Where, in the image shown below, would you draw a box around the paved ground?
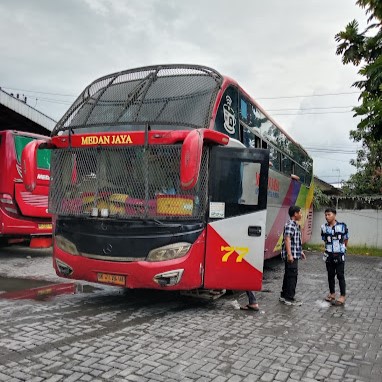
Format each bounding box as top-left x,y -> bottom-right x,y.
0,246 -> 381,382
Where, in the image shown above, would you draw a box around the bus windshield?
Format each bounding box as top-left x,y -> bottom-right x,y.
14,135 -> 51,170
49,145 -> 208,220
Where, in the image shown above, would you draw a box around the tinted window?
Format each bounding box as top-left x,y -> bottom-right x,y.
14,135 -> 51,170
239,94 -> 263,130
242,125 -> 260,148
211,156 -> 263,206
270,146 -> 281,171
294,164 -> 307,184
281,155 -> 293,176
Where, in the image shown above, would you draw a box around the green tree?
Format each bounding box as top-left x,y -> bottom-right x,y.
335,0 -> 382,194
313,187 -> 332,210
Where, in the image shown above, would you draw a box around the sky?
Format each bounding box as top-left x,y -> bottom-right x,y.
0,0 -> 369,185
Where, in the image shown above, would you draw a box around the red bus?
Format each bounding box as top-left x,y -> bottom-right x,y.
22,65 -> 313,291
0,130 -> 52,247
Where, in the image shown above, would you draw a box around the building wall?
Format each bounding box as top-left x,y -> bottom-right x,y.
309,209 -> 382,249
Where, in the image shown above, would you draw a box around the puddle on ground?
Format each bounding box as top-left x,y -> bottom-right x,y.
0,277 -> 53,293
0,277 -> 100,300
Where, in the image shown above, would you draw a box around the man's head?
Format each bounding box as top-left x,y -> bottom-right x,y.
288,205 -> 302,221
324,207 -> 337,225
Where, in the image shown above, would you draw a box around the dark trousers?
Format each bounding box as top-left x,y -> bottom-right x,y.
326,261 -> 346,296
246,291 -> 257,305
281,259 -> 298,300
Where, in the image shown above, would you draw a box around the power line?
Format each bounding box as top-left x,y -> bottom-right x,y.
2,86 -> 361,101
272,110 -> 354,116
2,86 -> 76,97
32,97 -> 73,105
311,155 -> 354,163
306,148 -> 357,154
258,91 -> 360,100
268,105 -> 355,111
317,175 -> 352,178
0,86 -> 363,118
305,145 -> 360,148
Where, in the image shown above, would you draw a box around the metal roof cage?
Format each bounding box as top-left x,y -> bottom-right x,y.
52,65 -> 223,135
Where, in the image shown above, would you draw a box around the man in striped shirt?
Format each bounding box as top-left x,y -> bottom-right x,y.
279,205 -> 306,306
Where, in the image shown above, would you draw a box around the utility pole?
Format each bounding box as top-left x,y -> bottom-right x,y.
332,168 -> 340,188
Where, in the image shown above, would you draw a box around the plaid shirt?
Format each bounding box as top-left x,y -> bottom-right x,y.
281,219 -> 302,260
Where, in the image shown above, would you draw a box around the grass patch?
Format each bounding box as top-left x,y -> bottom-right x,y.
303,243 -> 382,257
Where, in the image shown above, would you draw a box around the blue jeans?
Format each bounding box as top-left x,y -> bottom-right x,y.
246,291 -> 257,305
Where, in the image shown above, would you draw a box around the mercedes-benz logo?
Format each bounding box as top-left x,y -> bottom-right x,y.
103,243 -> 113,255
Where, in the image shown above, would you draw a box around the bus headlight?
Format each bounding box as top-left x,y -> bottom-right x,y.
55,235 -> 80,256
147,242 -> 191,262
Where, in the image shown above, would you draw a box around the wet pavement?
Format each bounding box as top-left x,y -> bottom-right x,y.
0,245 -> 381,381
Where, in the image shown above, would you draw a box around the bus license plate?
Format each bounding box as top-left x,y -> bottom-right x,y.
97,273 -> 126,286
38,224 -> 52,230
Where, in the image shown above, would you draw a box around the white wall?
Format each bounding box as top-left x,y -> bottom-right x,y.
309,209 -> 382,248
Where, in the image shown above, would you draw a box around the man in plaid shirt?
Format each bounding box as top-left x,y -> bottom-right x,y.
279,205 -> 306,306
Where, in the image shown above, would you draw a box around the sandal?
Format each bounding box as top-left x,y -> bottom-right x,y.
240,304 -> 259,311
331,300 -> 345,306
325,295 -> 335,302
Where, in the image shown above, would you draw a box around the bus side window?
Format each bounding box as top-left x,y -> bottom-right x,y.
255,136 -> 261,148
242,125 -> 263,149
294,164 -> 306,184
281,155 -> 293,176
270,147 -> 281,171
242,125 -> 253,148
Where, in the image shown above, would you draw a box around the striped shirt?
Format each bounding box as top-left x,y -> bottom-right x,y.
281,219 -> 302,260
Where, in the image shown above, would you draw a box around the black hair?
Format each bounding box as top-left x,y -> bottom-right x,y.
288,205 -> 301,217
324,207 -> 337,214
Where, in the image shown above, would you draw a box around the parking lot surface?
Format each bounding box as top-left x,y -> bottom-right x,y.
0,246 -> 381,381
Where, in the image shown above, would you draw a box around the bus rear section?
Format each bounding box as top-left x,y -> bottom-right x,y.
0,130 -> 52,247
23,129 -> 269,291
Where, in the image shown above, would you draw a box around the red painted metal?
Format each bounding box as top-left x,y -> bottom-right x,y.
0,131 -> 52,242
54,230 -> 207,290
21,139 -> 47,192
180,129 -> 229,190
30,237 -> 52,248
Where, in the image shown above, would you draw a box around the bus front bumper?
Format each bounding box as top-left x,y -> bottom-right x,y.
53,236 -> 205,291
0,208 -> 52,237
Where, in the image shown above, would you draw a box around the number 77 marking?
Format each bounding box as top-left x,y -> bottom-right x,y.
221,246 -> 249,262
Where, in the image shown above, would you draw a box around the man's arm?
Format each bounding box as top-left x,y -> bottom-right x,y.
285,236 -> 293,263
344,223 -> 349,248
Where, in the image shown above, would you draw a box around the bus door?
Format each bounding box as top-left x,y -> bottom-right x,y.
204,147 -> 269,291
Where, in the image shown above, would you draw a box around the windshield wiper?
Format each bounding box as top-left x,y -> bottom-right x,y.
142,218 -> 182,228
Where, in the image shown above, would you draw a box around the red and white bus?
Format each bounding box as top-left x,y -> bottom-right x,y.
22,65 -> 313,291
0,130 -> 52,247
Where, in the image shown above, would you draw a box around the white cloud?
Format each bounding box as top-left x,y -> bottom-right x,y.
0,0 -> 369,182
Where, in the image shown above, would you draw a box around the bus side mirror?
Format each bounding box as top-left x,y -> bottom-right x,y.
180,129 -> 229,190
21,139 -> 50,192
